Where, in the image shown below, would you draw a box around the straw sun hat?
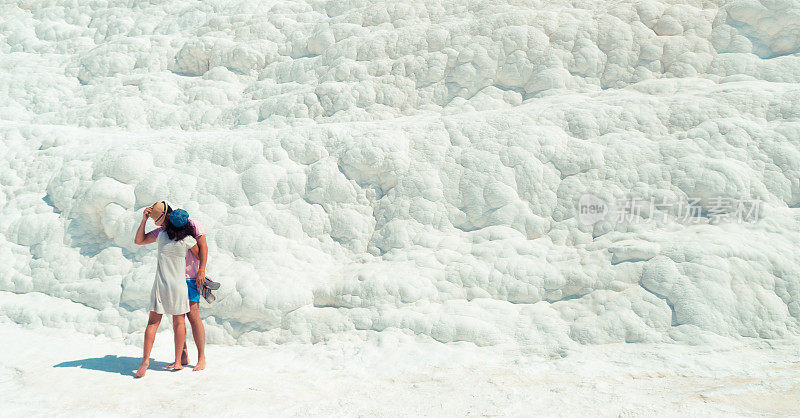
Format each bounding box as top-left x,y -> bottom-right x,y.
148,201 -> 171,226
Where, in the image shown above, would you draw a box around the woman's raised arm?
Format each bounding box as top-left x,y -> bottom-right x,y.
134,206 -> 157,245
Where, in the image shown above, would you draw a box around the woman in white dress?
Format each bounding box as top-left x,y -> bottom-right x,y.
133,206 -> 197,377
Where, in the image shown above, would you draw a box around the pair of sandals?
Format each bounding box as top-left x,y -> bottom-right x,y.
199,277 -> 220,303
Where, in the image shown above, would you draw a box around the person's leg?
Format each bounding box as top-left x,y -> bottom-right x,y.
135,311 -> 162,378
186,301 -> 206,371
181,317 -> 189,365
166,314 -> 186,370
181,279 -> 198,366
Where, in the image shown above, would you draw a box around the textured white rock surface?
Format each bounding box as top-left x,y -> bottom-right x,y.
1,0 -> 799,356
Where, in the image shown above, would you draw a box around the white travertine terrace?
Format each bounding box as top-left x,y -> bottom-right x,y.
1,0 -> 799,354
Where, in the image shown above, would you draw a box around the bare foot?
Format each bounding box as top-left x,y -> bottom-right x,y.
135,361 -> 149,378
181,348 -> 189,366
193,357 -> 206,371
165,361 -> 184,371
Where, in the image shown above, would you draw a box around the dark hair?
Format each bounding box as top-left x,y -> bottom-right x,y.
164,207 -> 196,241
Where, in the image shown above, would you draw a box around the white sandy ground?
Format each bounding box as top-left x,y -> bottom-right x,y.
1,322 -> 799,417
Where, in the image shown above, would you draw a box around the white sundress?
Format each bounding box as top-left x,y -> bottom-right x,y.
148,231 -> 197,315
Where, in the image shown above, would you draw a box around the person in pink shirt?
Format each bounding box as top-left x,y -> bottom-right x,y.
140,201 -> 209,371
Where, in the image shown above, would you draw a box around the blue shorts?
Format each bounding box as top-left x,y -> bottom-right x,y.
187,279 -> 200,303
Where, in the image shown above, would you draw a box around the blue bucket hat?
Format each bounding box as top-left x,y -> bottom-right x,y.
169,208 -> 189,227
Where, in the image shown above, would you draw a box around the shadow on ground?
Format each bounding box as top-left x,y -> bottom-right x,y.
54,356 -> 172,376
